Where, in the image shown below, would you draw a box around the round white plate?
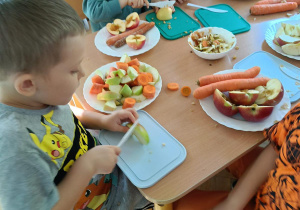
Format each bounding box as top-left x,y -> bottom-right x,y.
265,19 -> 300,60
199,69 -> 291,131
94,20 -> 160,57
83,61 -> 162,113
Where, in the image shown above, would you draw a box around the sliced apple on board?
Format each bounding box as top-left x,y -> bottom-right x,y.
213,89 -> 239,117
106,19 -> 126,35
125,12 -> 140,30
126,35 -> 146,50
255,78 -> 284,106
228,89 -> 259,106
127,123 -> 150,145
156,7 -> 172,20
238,104 -> 274,122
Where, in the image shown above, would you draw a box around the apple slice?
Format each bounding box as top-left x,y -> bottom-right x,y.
238,104 -> 274,122
213,89 -> 238,117
276,35 -> 300,47
127,123 -> 150,145
282,42 -> 300,56
125,12 -> 140,30
126,35 -> 146,50
228,90 -> 259,106
255,78 -> 284,106
106,19 -> 126,35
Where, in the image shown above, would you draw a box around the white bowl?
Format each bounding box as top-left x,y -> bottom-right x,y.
188,27 -> 237,60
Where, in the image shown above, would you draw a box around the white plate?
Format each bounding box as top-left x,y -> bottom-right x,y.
265,19 -> 300,60
199,69 -> 291,131
83,61 -> 162,113
95,20 -> 160,57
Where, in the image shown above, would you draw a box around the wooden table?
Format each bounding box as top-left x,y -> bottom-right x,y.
75,0 -> 300,208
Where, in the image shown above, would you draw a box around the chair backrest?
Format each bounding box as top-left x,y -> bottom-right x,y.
65,0 -> 86,19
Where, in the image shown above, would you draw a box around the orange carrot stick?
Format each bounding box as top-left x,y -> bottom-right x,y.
106,23 -> 148,46
198,66 -> 261,87
250,2 -> 298,15
143,85 -> 156,99
167,83 -> 179,91
137,73 -> 149,86
181,86 -> 191,97
193,77 -> 270,99
122,98 -> 136,109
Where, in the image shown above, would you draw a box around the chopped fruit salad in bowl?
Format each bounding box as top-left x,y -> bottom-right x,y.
188,27 -> 236,60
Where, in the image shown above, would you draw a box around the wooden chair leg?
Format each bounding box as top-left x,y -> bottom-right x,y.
154,203 -> 173,210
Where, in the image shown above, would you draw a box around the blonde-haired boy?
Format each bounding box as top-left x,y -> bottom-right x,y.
0,0 -> 152,209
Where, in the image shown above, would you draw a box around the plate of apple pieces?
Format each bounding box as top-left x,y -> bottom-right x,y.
83,54 -> 162,113
265,19 -> 300,60
95,12 -> 160,57
199,68 -> 291,131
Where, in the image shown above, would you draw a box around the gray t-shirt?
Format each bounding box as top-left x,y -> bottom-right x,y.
0,103 -> 151,210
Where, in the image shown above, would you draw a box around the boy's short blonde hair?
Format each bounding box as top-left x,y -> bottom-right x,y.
0,0 -> 85,80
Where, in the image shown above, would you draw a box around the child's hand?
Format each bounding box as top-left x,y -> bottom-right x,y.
103,108 -> 139,133
85,145 -> 121,175
175,0 -> 188,5
128,0 -> 149,8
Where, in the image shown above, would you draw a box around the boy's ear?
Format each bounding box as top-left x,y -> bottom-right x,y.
14,74 -> 37,96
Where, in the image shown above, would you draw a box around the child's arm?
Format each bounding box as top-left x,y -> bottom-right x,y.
214,144 -> 278,210
52,145 -> 121,210
70,105 -> 138,132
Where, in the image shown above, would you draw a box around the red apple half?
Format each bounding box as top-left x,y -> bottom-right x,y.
125,12 -> 140,30
213,89 -> 238,117
238,104 -> 274,122
228,89 -> 259,106
106,19 -> 126,35
126,35 -> 146,50
255,78 -> 284,106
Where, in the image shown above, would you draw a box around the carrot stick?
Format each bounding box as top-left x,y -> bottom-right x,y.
137,73 -> 149,86
143,85 -> 156,99
193,77 -> 270,99
250,2 -> 298,15
106,22 -> 148,46
167,83 -> 179,91
181,86 -> 191,97
122,98 -> 136,109
198,66 -> 261,87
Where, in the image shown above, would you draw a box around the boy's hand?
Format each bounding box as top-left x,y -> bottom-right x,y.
103,108 -> 139,133
86,145 -> 121,175
128,0 -> 149,8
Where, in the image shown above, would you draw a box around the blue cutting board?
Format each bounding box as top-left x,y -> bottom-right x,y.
145,6 -> 200,40
233,51 -> 300,103
195,4 -> 250,35
99,110 -> 187,188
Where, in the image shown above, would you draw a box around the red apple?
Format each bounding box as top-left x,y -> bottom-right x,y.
276,35 -> 300,47
255,78 -> 284,106
228,89 -> 259,106
238,104 -> 274,122
126,35 -> 146,50
125,12 -> 140,30
213,89 -> 238,117
106,19 -> 126,36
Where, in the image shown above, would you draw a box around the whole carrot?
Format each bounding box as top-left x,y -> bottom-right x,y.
250,2 -> 298,15
193,77 -> 270,99
106,22 -> 148,46
198,66 -> 261,87
255,0 -> 300,5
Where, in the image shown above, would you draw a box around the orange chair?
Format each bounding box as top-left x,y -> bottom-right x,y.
64,0 -> 89,30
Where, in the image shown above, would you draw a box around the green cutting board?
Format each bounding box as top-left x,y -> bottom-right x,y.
195,4 -> 250,35
146,7 -> 200,40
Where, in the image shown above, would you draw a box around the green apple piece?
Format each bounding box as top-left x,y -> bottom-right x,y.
105,77 -> 121,85
120,75 -> 132,84
127,66 -> 139,80
103,100 -> 117,111
127,123 -> 150,145
97,91 -> 121,101
95,69 -> 105,80
145,67 -> 159,83
130,94 -> 146,103
109,85 -> 122,93
139,63 -> 147,72
116,69 -> 126,78
132,85 -> 143,95
120,84 -> 132,97
120,53 -> 131,63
